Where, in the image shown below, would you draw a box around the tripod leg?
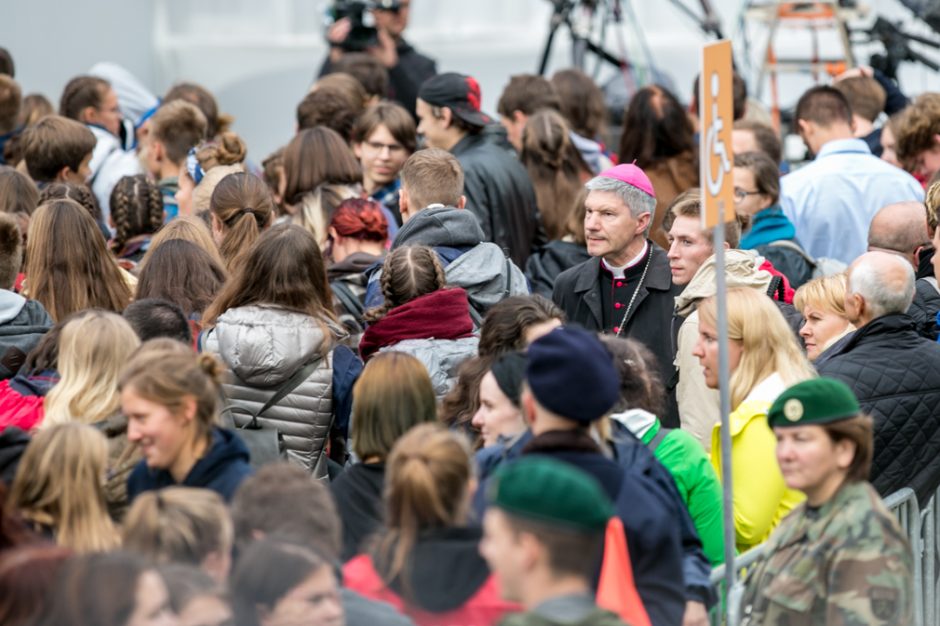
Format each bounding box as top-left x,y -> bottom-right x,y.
538,14 -> 565,75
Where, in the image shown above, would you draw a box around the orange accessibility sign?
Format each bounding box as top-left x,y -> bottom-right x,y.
700,40 -> 735,229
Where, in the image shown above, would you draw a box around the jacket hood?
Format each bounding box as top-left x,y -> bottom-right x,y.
209,305 -> 342,386
675,249 -> 772,317
89,62 -> 159,125
383,527 -> 492,612
184,428 -> 251,487
0,291 -> 26,324
446,243 -> 529,312
393,206 -> 485,249
327,252 -> 383,281
609,408 -> 657,441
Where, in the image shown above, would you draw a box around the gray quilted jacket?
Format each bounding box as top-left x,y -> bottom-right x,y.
202,305 -> 344,479
378,336 -> 480,401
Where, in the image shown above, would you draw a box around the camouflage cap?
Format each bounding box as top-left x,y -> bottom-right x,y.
768,378 -> 860,428
488,457 -> 613,532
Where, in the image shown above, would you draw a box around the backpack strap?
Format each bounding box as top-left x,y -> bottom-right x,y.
646,426 -> 672,453
330,281 -> 365,322
241,359 -> 321,429
766,275 -> 786,302
768,239 -> 818,269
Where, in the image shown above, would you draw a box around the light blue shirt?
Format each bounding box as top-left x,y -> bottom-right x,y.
780,138 -> 924,265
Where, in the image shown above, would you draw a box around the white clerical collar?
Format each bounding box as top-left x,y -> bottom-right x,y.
601,241 -> 649,279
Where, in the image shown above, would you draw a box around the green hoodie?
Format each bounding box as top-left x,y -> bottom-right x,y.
612,408 -> 727,566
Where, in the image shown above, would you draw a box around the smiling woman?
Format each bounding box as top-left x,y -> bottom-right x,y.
120,338 -> 252,503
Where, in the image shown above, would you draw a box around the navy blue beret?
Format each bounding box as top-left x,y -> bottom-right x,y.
526,326 -> 619,424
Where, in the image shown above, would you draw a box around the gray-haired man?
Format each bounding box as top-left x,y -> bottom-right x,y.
552,163 -> 681,426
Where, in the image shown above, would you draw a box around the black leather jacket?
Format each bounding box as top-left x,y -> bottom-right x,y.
451,132 -> 546,267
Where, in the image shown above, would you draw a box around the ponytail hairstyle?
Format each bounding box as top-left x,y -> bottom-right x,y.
7,423 -> 118,553
109,174 -> 164,252
209,172 -> 274,271
122,487 -> 233,579
376,423 -> 473,589
363,245 -> 445,324
520,108 -> 591,240
43,310 -> 141,428
118,338 -> 226,446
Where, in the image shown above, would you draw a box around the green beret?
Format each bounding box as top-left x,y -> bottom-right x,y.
768,378 -> 861,428
488,457 -> 613,532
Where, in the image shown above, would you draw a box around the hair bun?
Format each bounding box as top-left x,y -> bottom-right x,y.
196,353 -> 225,385
216,132 -> 247,166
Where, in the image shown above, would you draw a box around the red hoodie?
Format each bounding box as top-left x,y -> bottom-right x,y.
359,288 -> 475,360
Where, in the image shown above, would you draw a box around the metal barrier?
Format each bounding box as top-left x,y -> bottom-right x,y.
708,544 -> 769,626
884,488 -> 923,626
709,486 -> 933,626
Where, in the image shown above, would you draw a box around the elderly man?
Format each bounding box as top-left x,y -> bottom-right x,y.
553,163 -> 680,424
867,201 -> 931,270
868,201 -> 940,338
817,251 -> 940,504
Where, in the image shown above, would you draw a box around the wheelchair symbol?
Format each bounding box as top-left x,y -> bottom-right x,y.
704,71 -> 730,197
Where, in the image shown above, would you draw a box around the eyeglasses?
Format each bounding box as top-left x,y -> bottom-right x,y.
733,187 -> 762,202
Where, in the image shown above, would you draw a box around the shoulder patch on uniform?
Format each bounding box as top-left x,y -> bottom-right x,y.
870,587 -> 900,621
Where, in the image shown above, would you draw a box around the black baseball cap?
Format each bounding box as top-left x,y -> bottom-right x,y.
418,72 -> 492,128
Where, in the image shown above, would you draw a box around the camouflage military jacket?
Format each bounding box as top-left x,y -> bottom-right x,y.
740,481 -> 913,625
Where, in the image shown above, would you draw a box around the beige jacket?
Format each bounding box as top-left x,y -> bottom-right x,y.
674,249 -> 772,450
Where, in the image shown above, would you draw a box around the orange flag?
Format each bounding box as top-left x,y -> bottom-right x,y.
596,516 -> 651,626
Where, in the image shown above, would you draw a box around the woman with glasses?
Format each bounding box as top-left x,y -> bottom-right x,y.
734,151 -> 814,288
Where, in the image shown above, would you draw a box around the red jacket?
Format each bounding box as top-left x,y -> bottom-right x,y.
344,555 -> 518,626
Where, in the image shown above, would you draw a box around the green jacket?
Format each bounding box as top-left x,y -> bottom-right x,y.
499,607 -> 630,626
740,481 -> 913,625
612,409 -> 726,565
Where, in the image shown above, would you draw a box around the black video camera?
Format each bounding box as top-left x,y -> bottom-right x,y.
330,0 -> 402,52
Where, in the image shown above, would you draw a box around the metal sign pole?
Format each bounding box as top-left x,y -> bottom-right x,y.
701,38 -> 737,623
713,218 -> 737,625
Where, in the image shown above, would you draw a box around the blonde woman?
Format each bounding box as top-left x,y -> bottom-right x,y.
123,486 -> 234,584
793,274 -> 855,361
42,311 -> 141,518
693,288 -> 815,551
7,422 -> 118,552
137,214 -> 227,273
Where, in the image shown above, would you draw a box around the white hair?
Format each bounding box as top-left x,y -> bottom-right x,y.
848,254 -> 915,318
585,176 -> 656,218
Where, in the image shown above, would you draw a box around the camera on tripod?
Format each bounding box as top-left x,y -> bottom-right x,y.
329,0 -> 402,52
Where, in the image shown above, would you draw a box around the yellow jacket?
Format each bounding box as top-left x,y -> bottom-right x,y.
710,374 -> 805,552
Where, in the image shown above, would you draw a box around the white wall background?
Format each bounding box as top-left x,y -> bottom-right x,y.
3,0 -> 940,160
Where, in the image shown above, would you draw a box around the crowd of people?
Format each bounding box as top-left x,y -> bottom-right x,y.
0,3 -> 936,624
